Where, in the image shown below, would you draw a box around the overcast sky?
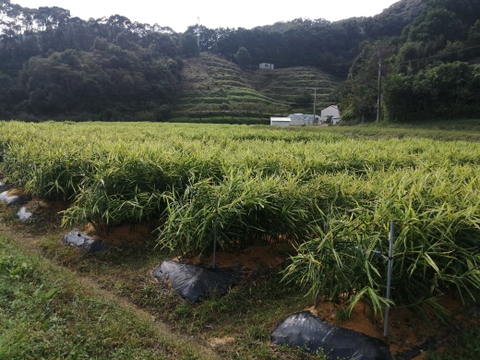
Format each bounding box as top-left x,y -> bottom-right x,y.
12,0 -> 400,33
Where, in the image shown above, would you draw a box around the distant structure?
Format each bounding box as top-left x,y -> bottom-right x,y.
270,108 -> 341,127
288,113 -> 317,126
270,117 -> 291,126
270,113 -> 321,126
259,62 -> 274,70
320,105 -> 341,124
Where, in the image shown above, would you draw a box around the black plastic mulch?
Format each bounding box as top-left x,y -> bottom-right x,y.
153,260 -> 243,302
271,311 -> 393,360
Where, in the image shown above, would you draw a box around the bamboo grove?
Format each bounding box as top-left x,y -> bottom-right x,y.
1,121 -> 480,317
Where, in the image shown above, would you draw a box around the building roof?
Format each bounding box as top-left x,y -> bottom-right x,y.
270,117 -> 291,122
323,105 -> 338,110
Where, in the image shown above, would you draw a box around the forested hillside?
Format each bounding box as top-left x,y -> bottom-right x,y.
340,0 -> 480,121
0,0 -> 479,122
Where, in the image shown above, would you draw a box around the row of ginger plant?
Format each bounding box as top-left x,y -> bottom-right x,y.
1,120 -> 480,318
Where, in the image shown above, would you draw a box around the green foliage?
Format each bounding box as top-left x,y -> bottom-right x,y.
383,62 -> 480,122
407,8 -> 465,42
294,90 -> 313,108
180,32 -> 200,57
284,165 -> 480,317
157,170 -> 316,256
339,39 -> 397,122
3,121 -> 480,321
16,46 -> 181,120
3,0 -> 478,125
283,219 -> 393,317
0,6 -> 182,121
0,0 -> 425,120
341,0 -> 480,123
181,52 -> 339,119
234,46 -> 252,67
176,53 -> 338,120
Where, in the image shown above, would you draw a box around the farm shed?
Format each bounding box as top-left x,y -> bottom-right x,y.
321,105 -> 341,124
270,117 -> 291,126
259,62 -> 274,69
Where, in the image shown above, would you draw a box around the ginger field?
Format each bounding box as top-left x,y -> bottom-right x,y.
1,121 -> 480,318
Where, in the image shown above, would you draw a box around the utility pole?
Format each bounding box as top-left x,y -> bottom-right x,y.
196,17 -> 200,47
376,52 -> 382,122
313,88 -> 317,125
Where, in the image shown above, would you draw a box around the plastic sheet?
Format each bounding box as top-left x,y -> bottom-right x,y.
62,230 -> 109,253
153,260 -> 243,302
17,206 -> 33,222
271,311 -> 393,360
0,190 -> 30,206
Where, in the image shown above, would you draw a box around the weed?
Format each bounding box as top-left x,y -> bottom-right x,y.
174,304 -> 192,318
334,308 -> 351,322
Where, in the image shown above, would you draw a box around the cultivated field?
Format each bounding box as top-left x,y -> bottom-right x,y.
1,121 -> 480,358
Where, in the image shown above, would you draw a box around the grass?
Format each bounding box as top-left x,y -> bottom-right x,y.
331,119 -> 480,141
252,66 -> 339,107
0,234 -> 219,360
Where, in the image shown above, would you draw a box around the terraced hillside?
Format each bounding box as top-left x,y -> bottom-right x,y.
174,53 -> 340,123
250,66 -> 339,107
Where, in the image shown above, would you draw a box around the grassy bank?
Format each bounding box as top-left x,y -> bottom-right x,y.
0,233 -> 219,360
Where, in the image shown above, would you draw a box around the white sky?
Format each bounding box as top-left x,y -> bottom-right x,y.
12,0 -> 400,33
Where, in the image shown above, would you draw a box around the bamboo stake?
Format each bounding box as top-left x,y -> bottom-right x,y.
384,220 -> 395,337
212,197 -> 219,268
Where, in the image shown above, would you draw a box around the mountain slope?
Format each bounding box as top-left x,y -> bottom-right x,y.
367,0 -> 427,37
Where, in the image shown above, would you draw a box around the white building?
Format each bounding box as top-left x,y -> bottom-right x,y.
270,113 -> 323,126
270,117 -> 291,126
259,63 -> 274,70
320,105 -> 341,124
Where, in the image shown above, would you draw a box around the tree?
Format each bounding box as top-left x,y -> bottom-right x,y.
294,90 -> 313,108
383,62 -> 480,122
0,72 -> 13,117
233,46 -> 251,67
179,32 -> 199,57
339,40 -> 396,122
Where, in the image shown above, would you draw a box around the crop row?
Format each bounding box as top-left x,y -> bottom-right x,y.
1,121 -> 480,317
